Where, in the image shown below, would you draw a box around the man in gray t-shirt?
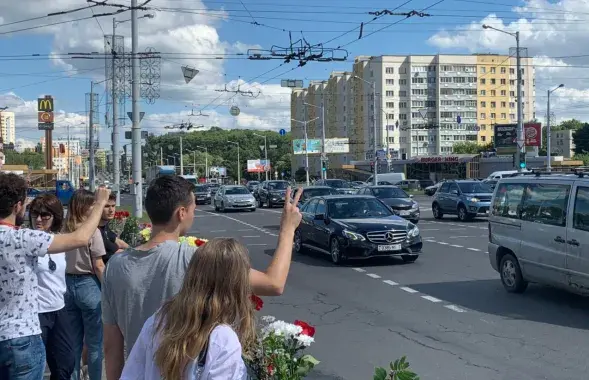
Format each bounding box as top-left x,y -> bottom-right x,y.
102,175 -> 303,380
101,240 -> 193,351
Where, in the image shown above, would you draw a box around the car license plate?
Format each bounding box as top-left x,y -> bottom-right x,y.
378,244 -> 401,252
399,210 -> 410,216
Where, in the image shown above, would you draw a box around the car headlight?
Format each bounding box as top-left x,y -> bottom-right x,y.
468,197 -> 480,203
411,202 -> 419,209
407,225 -> 420,238
342,230 -> 366,241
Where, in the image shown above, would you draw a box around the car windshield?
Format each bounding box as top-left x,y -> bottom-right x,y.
372,187 -> 409,199
458,182 -> 493,193
225,187 -> 250,195
328,198 -> 393,219
268,182 -> 289,190
247,182 -> 259,186
325,180 -> 351,188
301,188 -> 336,200
194,185 -> 208,192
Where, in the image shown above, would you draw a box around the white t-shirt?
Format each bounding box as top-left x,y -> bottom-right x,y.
121,316 -> 248,380
36,253 -> 66,313
0,226 -> 54,342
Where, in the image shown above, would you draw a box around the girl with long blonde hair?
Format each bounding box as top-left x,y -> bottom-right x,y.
121,238 -> 257,380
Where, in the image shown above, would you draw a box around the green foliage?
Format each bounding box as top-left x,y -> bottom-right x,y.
4,150 -> 45,169
573,123 -> 589,155
120,217 -> 140,247
143,128 -> 293,181
451,142 -> 493,154
373,356 -> 419,380
573,153 -> 589,165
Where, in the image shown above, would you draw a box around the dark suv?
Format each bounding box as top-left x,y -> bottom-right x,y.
255,180 -> 290,207
432,180 -> 493,221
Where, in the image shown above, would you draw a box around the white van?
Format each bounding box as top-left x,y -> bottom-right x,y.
487,170 -> 529,180
366,173 -> 406,185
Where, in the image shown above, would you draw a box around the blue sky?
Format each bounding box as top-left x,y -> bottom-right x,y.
0,0 -> 585,149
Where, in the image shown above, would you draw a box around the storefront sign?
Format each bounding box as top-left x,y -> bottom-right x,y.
418,156 -> 460,163
524,123 -> 541,147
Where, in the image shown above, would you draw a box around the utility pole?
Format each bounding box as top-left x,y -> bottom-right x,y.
89,82 -> 96,192
179,136 -> 184,175
160,146 -> 163,165
131,0 -> 143,217
227,141 -> 240,184
515,31 -> 524,173
112,17 -> 121,206
546,84 -> 564,172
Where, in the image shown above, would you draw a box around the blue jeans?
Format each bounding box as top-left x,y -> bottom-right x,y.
65,275 -> 102,380
0,334 -> 46,380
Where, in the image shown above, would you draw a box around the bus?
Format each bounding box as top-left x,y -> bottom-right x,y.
180,174 -> 198,185
146,165 -> 176,184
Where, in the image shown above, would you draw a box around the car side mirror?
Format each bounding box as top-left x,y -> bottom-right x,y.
450,190 -> 459,195
314,213 -> 325,220
409,194 -> 414,198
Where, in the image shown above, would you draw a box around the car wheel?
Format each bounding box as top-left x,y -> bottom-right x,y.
294,229 -> 304,253
330,237 -> 345,265
268,200 -> 273,208
500,253 -> 528,293
458,205 -> 472,221
220,202 -> 226,213
214,201 -> 219,212
402,255 -> 418,263
432,203 -> 443,219
250,208 -> 256,212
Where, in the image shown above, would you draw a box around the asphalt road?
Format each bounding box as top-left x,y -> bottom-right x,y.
114,194 -> 589,379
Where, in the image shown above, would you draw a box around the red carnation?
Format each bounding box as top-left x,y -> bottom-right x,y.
294,320 -> 315,337
195,239 -> 207,247
124,211 -> 130,217
267,364 -> 274,375
250,294 -> 263,311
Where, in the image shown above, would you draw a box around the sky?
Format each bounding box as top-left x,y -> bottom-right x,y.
0,0 -> 587,151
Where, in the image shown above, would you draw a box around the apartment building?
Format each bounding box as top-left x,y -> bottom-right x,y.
551,129 -> 576,158
290,54 -> 535,176
0,111 -> 16,145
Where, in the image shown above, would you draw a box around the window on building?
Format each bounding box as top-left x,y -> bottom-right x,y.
480,113 -> 486,119
501,113 -> 507,119
491,67 -> 496,74
386,91 -> 394,97
399,91 -> 407,97
491,113 -> 496,119
500,79 -> 506,85
480,101 -> 486,107
501,90 -> 507,96
501,101 -> 506,107
386,67 -> 394,74
501,67 -> 506,74
386,102 -> 395,108
386,79 -> 394,85
399,114 -> 407,120
480,78 -> 486,84
510,68 -> 515,74
491,90 -> 496,96
510,91 -> 515,97
480,67 -> 486,74
441,77 -> 452,83
490,102 -> 496,108
399,79 -> 407,85
491,79 -> 496,85
399,102 -> 407,108
480,90 -> 486,96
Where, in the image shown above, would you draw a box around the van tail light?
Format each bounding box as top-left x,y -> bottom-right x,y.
488,221 -> 491,242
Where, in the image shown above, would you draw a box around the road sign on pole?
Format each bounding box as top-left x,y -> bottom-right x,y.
279,129 -> 286,136
181,65 -> 199,84
127,112 -> 145,122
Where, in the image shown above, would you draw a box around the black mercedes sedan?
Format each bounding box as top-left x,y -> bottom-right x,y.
357,185 -> 420,224
294,195 -> 422,265
294,186 -> 339,208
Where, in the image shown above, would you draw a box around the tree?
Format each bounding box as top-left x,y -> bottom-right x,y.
573,123 -> 589,155
143,128 -> 292,181
4,150 -> 46,169
452,142 -> 493,154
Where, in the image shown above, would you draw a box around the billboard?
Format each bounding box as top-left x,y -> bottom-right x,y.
325,138 -> 349,153
209,166 -> 227,177
37,95 -> 54,131
524,123 -> 541,147
292,139 -> 321,155
247,159 -> 271,173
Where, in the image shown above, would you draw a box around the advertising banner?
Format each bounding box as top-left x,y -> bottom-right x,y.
247,159 -> 270,173
494,124 -> 517,148
209,166 -> 227,177
325,138 -> 349,153
292,139 -> 321,155
524,123 -> 542,147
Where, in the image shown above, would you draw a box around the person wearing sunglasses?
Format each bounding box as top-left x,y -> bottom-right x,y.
29,194 -> 75,380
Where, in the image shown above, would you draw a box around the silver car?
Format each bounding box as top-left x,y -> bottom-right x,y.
214,185 -> 256,212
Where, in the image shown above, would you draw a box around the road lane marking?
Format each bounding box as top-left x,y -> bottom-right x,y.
256,208 -> 282,214
238,229 -> 253,231
467,248 -> 481,252
353,268 -> 366,273
437,242 -> 449,245
210,230 -> 226,232
242,235 -> 261,238
445,305 -> 466,313
366,273 -> 381,279
450,244 -> 463,248
198,210 -> 278,237
383,280 -> 398,286
400,287 -> 418,293
422,295 -> 442,303
419,228 -> 440,231
247,243 -> 268,246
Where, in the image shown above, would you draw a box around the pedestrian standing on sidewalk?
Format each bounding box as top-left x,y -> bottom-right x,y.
63,190 -> 107,380
29,194 -> 75,380
98,194 -> 129,265
120,239 -> 256,379
102,175 -> 303,380
0,173 -> 110,380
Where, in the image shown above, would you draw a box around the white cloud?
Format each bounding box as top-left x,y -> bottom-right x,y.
428,0 -> 589,122
0,0 -> 293,146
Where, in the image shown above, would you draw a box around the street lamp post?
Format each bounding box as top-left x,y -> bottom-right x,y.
195,145 -> 208,182
292,117 -> 319,186
353,75 -> 378,185
253,133 -> 268,181
547,84 -> 564,172
227,140 -> 240,184
304,101 -> 326,180
482,24 -> 525,172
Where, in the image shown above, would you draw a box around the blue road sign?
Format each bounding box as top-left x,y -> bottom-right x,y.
457,115 -> 461,124
279,129 -> 286,136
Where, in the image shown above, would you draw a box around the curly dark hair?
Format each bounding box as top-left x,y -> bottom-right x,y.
0,173 -> 27,218
29,194 -> 64,233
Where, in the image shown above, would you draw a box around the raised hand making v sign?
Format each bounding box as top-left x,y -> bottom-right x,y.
250,186 -> 303,296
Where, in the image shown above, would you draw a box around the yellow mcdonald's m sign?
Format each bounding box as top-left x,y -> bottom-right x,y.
37,96 -> 54,112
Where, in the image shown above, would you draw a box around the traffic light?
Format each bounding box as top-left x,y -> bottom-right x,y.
321,160 -> 328,172
519,154 -> 527,169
